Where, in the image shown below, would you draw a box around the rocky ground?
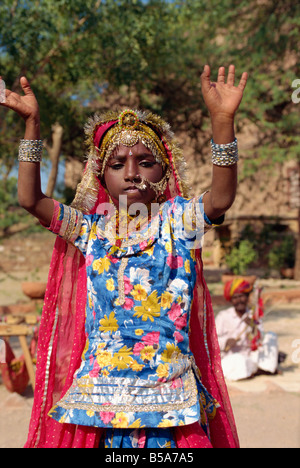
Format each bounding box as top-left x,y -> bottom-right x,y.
0,231 -> 299,448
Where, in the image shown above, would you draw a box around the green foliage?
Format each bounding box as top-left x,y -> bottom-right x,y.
0,177 -> 42,236
0,0 -> 299,174
227,223 -> 297,275
225,240 -> 258,275
0,177 -> 18,209
0,177 -> 22,231
267,235 -> 296,270
223,0 -> 300,171
0,0 -> 299,252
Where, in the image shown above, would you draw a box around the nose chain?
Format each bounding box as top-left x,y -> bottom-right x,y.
132,167 -> 171,196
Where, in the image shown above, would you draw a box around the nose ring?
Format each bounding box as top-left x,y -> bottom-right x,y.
133,174 -> 141,183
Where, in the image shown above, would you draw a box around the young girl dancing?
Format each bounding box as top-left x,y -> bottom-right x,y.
0,65 -> 247,448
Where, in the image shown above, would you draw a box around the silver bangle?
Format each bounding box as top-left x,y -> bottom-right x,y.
18,139 -> 43,162
211,138 -> 238,166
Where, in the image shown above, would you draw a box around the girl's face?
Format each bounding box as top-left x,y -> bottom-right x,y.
103,141 -> 164,207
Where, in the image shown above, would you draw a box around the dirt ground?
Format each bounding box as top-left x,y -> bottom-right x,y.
0,231 -> 299,448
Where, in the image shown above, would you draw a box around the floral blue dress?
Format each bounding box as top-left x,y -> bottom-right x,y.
46,195 -> 220,440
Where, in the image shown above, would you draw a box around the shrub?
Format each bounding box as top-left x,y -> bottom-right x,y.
225,240 -> 258,275
267,235 -> 296,270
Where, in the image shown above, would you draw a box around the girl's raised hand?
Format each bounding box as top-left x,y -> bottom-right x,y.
0,76 -> 39,123
201,65 -> 248,120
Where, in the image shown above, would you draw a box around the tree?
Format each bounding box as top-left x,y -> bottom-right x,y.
0,0 -> 104,191
220,0 -> 300,278
0,0 -> 230,190
0,0 -> 299,275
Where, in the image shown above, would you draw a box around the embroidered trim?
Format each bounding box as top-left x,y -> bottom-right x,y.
35,303 -> 60,447
117,257 -> 129,305
61,206 -> 84,243
54,369 -> 198,414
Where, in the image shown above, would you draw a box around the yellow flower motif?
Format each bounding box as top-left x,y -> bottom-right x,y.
88,294 -> 93,309
99,311 -> 119,332
96,351 -> 112,367
156,363 -> 169,379
82,338 -> 89,358
93,256 -> 111,275
161,291 -> 173,309
158,419 -> 173,428
86,410 -> 95,418
140,345 -> 156,361
48,406 -> 57,416
135,329 -> 144,336
133,291 -> 160,322
111,412 -> 129,428
144,245 -> 154,256
106,278 -> 115,291
184,259 -> 191,274
101,369 -> 110,377
79,224 -> 87,237
58,413 -> 68,424
130,361 -> 144,372
165,240 -> 173,253
161,343 -> 180,363
130,418 -> 143,428
96,342 -> 106,353
163,222 -> 171,235
190,249 -> 196,261
111,346 -> 133,370
90,223 -> 97,241
131,284 -> 148,301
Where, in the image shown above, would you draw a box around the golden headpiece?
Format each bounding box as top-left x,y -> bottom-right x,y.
72,109 -> 190,213
95,109 -> 169,176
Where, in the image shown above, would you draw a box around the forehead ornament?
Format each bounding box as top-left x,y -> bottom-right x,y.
118,110 -> 140,147
118,109 -> 139,130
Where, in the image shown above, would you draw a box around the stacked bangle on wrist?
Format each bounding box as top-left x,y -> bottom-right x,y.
18,139 -> 43,162
211,138 -> 238,166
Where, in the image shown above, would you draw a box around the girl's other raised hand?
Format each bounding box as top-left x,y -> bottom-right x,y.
0,76 -> 40,123
201,65 -> 248,120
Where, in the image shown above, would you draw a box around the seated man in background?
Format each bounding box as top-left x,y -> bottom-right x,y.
215,278 -> 279,381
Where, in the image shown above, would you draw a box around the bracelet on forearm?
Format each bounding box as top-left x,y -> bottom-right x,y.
211,138 -> 238,166
18,139 -> 43,162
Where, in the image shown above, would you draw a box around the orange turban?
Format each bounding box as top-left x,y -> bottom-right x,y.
224,278 -> 253,302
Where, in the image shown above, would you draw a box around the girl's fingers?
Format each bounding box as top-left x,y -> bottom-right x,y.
20,76 -> 34,96
200,64 -> 212,92
238,71 -> 248,91
217,67 -> 226,83
227,65 -> 235,86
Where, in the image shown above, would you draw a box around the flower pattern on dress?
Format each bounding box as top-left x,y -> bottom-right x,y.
47,196 -> 220,432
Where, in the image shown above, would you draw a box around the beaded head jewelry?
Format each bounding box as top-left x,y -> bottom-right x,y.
71,109 -> 190,212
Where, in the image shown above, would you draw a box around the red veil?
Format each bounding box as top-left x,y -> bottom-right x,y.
24,114 -> 239,448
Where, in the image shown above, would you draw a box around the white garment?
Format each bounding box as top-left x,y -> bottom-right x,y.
215,307 -> 278,381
